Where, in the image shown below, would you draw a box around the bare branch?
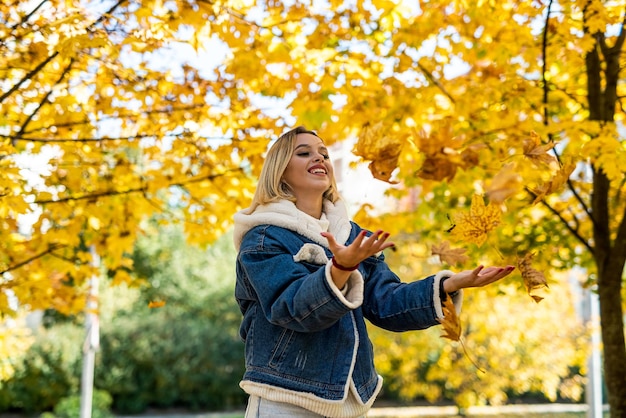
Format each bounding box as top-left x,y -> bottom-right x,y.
526,187 -> 595,255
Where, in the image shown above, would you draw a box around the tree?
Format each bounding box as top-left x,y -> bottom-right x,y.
1,0 -> 625,416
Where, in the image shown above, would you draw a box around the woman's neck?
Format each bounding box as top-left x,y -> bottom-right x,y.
294,197 -> 323,219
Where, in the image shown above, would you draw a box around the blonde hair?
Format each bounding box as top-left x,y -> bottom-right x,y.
246,126 -> 341,213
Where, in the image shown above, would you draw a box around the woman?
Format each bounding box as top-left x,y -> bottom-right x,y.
233,126 -> 514,417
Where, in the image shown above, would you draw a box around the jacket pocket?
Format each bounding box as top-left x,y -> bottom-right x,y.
268,328 -> 294,370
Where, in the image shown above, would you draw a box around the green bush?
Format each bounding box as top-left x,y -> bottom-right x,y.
0,324 -> 83,413
40,389 -> 114,418
96,304 -> 246,414
0,228 -> 247,415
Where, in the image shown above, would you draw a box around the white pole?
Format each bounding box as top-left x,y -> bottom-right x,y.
584,287 -> 603,418
80,247 -> 100,418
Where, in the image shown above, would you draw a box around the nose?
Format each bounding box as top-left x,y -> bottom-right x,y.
312,152 -> 324,162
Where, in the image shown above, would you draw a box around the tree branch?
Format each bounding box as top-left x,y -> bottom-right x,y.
13,59 -> 75,145
526,187 -> 595,255
34,168 -> 244,205
8,0 -> 48,32
542,0 -> 554,127
0,52 -> 59,105
3,132 -> 232,143
415,60 -> 456,104
551,148 -> 596,228
0,243 -> 67,276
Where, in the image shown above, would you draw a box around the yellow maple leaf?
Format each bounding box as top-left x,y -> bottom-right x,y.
431,241 -> 469,266
523,131 -> 557,166
439,297 -> 462,342
531,162 -> 576,204
517,252 -> 548,303
439,297 -> 485,372
452,194 -> 502,246
485,163 -> 522,204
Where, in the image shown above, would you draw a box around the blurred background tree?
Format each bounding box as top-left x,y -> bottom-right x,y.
0,225 -> 245,414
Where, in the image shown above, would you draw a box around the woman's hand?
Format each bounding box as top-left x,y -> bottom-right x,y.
443,265 -> 515,293
321,230 -> 395,269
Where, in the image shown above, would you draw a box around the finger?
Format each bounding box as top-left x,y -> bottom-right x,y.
352,230 -> 368,246
365,230 -> 383,243
368,230 -> 391,248
320,232 -> 340,250
472,265 -> 485,276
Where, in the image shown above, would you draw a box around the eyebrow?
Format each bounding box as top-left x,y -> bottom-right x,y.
295,144 -> 328,152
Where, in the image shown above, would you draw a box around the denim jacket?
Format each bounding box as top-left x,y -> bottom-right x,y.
233,199 -> 459,416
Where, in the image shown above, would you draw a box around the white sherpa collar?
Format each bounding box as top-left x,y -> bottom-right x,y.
233,199 -> 353,251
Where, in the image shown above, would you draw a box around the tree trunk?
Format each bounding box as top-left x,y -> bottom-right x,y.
597,263 -> 626,418
585,17 -> 626,417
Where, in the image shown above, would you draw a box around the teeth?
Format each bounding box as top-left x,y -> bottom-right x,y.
310,169 -> 326,174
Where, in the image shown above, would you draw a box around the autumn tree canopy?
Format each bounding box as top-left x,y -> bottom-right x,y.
1,0 -> 625,416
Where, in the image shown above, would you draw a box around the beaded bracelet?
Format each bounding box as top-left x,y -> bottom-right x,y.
332,257 -> 360,272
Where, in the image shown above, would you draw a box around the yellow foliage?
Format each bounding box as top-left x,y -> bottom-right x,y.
451,195 -> 502,247
0,318 -> 35,382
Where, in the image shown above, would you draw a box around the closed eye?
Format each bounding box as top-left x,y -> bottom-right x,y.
296,152 -> 330,160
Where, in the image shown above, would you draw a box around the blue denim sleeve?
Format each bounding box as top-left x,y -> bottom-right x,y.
236,227 -> 355,333
360,252 -> 442,332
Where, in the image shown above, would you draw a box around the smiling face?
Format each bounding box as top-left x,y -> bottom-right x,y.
282,133 -> 334,201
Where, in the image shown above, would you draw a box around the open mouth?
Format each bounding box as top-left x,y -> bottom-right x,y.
308,166 -> 327,175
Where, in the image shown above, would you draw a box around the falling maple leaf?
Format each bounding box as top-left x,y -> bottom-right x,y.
439,297 -> 485,373
432,241 -> 469,265
517,252 -> 549,302
353,121 -> 403,183
414,124 -> 465,182
531,162 -> 576,204
523,131 -> 557,166
451,194 -> 502,246
439,297 -> 462,342
148,300 -> 166,308
485,163 -> 523,204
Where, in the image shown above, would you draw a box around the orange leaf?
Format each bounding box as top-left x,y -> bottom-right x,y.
148,300 -> 166,308
353,121 -> 402,184
523,131 -> 557,166
439,297 -> 485,372
531,162 -> 576,204
439,297 -> 461,342
485,163 -> 522,204
431,241 -> 469,266
517,252 -> 548,302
